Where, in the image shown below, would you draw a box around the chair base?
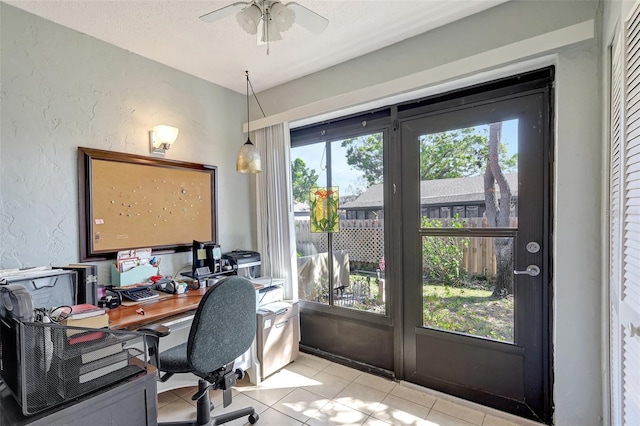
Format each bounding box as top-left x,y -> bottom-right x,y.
158,379 -> 258,426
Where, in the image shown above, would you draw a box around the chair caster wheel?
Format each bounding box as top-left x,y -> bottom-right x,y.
235,368 -> 245,380
248,413 -> 259,424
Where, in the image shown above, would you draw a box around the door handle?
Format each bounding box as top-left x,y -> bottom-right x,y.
513,265 -> 540,277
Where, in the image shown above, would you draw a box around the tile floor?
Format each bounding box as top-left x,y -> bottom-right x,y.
157,353 -> 544,426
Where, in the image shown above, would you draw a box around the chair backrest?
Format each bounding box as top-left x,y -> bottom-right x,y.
186,276 -> 256,375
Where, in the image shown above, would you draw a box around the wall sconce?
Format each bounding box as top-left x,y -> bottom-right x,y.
150,125 -> 179,155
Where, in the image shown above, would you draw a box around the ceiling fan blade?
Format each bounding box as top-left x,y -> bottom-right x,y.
199,2 -> 250,23
286,2 -> 329,34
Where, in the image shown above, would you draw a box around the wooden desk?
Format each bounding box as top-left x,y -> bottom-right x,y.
107,284 -> 264,330
108,287 -> 206,330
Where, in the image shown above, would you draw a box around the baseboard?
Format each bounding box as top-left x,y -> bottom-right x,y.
299,345 -> 394,380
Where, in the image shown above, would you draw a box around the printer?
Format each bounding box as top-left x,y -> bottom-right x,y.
221,251 -> 285,306
222,250 -> 261,279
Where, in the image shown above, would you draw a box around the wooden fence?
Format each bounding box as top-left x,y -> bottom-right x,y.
295,217 -> 518,277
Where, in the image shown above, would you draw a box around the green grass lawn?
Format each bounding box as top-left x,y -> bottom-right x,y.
307,274 -> 513,339
423,283 -> 514,342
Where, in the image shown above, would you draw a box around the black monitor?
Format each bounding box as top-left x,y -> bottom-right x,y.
192,240 -> 222,277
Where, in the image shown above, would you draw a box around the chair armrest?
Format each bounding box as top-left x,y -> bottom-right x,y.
139,324 -> 171,372
139,323 -> 171,338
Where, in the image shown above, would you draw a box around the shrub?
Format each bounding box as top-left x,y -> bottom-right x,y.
421,215 -> 469,286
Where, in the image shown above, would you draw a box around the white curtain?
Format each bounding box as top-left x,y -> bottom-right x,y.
254,123 -> 298,300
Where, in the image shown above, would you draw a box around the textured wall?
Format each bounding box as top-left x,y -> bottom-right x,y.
0,4 -> 254,278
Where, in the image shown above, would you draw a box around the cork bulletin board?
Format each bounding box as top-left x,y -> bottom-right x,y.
78,147 -> 217,261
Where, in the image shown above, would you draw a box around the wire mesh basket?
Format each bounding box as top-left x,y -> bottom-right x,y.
0,318 -> 148,416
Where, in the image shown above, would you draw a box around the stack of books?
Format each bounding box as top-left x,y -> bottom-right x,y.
53,334 -> 130,398
60,304 -> 109,344
54,304 -> 133,397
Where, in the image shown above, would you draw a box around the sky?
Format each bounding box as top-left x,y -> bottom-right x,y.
291,119 -> 519,197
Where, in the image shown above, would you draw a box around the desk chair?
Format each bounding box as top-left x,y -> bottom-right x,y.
142,276 -> 259,425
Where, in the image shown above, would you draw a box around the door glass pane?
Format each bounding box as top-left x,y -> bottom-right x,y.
331,135 -> 386,314
292,132 -> 387,314
418,120 -> 518,228
421,234 -> 515,342
296,233 -> 330,304
292,144 -> 327,305
418,119 -> 518,342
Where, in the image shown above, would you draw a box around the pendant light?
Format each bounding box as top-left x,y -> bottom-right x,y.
236,70 -> 262,173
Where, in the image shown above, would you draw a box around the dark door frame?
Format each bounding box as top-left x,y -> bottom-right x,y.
393,68 -> 554,423
290,67 -> 554,424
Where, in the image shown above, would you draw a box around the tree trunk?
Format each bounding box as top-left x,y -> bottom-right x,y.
493,237 -> 514,297
484,122 -> 514,297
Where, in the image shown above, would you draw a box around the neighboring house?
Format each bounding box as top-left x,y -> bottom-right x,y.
341,173 -> 518,220
293,202 -> 310,218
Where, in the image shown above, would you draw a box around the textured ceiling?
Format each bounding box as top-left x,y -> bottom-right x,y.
6,0 -> 508,93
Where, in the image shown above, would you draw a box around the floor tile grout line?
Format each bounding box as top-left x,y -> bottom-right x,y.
160,356 -> 524,426
244,363 -> 422,423
265,406 -> 306,425
429,405 -> 485,425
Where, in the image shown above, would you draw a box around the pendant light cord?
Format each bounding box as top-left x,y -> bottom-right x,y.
247,73 -> 266,118
246,71 -> 250,135
245,70 -> 270,278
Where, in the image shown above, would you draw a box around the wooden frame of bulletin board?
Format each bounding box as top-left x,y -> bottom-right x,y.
78,147 -> 218,262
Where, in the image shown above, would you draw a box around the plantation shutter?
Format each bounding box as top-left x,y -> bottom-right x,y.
621,3 -> 640,423
610,32 -> 623,426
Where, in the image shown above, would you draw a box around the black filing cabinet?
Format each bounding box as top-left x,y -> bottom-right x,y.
256,301 -> 299,380
0,366 -> 157,426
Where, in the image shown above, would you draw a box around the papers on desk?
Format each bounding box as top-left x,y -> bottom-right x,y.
251,277 -> 285,287
0,266 -> 65,283
115,247 -> 162,273
258,301 -> 291,315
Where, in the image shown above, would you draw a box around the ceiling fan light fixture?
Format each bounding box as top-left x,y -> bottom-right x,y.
257,18 -> 283,43
199,0 -> 328,53
270,2 -> 295,32
236,3 -> 262,35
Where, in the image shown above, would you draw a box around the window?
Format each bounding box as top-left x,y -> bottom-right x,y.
453,206 -> 466,218
291,120 -> 388,315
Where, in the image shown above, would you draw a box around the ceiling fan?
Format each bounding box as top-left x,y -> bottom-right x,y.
199,1 -> 329,48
